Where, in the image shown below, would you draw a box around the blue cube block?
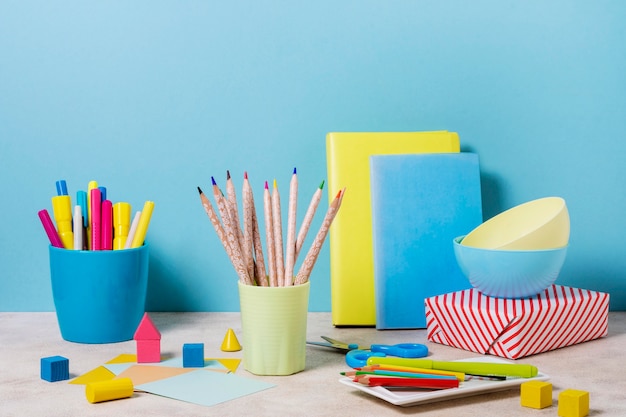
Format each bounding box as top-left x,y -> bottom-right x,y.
183,343 -> 204,368
41,356 -> 69,382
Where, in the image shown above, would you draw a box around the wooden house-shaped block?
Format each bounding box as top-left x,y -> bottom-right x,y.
133,313 -> 161,363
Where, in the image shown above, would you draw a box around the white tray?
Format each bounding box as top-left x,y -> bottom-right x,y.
339,356 -> 549,407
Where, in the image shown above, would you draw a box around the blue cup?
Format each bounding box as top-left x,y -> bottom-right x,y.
48,244 -> 149,343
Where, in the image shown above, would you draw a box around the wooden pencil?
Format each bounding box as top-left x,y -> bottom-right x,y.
271,179 -> 285,286
263,181 -> 278,286
251,208 -> 269,286
294,188 -> 345,285
212,177 -> 253,285
225,170 -> 249,276
295,180 -> 324,261
283,168 -> 298,286
244,172 -> 267,286
197,187 -> 246,282
240,172 -> 256,281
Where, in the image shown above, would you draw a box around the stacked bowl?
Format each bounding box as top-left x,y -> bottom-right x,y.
453,197 -> 570,298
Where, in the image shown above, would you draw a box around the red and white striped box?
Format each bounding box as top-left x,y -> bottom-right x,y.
425,285 -> 609,359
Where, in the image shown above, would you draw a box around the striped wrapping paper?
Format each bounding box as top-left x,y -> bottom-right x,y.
425,285 -> 609,359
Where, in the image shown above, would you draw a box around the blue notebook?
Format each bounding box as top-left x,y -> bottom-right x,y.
370,153 -> 483,329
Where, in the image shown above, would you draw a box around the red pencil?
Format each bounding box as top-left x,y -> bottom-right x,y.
355,375 -> 459,389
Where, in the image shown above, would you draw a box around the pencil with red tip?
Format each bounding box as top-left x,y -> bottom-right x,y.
354,375 -> 459,389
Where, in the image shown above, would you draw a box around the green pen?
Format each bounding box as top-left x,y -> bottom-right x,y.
366,357 -> 538,378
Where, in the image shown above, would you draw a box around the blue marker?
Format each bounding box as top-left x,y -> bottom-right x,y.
56,180 -> 68,196
98,186 -> 107,202
76,191 -> 88,228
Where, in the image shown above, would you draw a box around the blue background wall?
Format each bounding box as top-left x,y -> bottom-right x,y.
2,1 -> 625,312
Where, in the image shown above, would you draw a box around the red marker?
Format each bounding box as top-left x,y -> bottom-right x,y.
90,188 -> 102,250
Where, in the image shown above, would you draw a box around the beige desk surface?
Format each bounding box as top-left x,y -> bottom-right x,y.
1,312 -> 624,416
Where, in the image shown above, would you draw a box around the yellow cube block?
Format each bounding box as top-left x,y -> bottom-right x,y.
520,380 -> 552,409
558,389 -> 589,417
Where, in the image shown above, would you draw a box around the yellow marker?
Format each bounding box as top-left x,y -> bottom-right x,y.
112,202 -> 131,250
130,201 -> 154,248
51,195 -> 74,249
86,180 -> 98,249
85,378 -> 134,403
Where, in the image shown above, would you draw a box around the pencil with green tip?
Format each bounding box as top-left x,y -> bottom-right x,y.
294,188 -> 345,285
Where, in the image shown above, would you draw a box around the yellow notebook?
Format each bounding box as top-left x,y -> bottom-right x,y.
326,131 -> 461,326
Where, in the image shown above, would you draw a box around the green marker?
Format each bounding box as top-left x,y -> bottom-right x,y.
367,357 -> 538,378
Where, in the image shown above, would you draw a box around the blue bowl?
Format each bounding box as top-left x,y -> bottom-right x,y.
453,236 -> 567,298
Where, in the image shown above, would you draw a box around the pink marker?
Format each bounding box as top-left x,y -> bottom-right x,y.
101,200 -> 113,250
90,188 -> 102,250
38,209 -> 64,248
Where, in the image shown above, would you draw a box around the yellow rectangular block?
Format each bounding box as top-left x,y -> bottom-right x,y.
558,389 -> 590,417
326,131 -> 460,326
520,380 -> 552,409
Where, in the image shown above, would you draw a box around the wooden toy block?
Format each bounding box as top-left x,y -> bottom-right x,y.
520,380 -> 552,409
183,343 -> 204,368
558,389 -> 589,417
41,356 -> 69,382
133,312 -> 161,363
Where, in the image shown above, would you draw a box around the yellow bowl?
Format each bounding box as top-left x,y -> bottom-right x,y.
461,197 -> 569,250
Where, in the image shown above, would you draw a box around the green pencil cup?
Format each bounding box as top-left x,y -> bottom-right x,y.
48,244 -> 149,343
238,281 -> 310,375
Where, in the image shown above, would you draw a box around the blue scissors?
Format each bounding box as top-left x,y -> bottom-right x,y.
345,343 -> 429,368
306,336 -> 428,368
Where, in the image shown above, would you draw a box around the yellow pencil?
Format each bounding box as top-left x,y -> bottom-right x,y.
130,201 -> 154,248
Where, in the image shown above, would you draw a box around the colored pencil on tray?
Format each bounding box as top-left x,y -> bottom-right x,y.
354,375 -> 459,389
